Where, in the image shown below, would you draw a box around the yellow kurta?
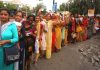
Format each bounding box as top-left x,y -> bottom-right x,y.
46,20 -> 52,59
36,22 -> 40,38
55,25 -> 62,50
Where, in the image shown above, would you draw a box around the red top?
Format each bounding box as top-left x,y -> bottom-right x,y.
83,18 -> 88,27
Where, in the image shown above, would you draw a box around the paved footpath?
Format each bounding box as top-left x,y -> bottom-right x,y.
30,34 -> 100,70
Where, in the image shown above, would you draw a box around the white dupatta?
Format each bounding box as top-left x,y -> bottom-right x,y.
1,22 -> 13,34
1,21 -> 22,33
0,22 -> 12,40
0,22 -> 13,40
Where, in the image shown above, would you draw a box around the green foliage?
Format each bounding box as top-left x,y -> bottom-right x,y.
21,5 -> 30,11
0,1 -> 32,16
20,5 -> 32,15
0,1 -> 17,10
34,3 -> 46,15
6,3 -> 17,10
0,1 -> 4,8
59,3 -> 66,11
42,9 -> 47,15
35,4 -> 44,12
59,0 -> 100,15
94,0 -> 100,14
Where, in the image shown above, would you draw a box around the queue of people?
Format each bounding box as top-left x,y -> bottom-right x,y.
0,8 -> 100,70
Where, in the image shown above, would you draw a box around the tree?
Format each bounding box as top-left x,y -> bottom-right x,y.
59,0 -> 100,15
0,1 -> 4,8
6,3 -> 17,10
21,5 -> 31,15
0,1 -> 17,15
94,0 -> 100,14
59,3 -> 67,11
0,1 -> 17,10
21,5 -> 30,11
34,3 -> 46,15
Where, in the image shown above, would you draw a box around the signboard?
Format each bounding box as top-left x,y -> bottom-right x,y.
88,9 -> 95,17
53,2 -> 57,12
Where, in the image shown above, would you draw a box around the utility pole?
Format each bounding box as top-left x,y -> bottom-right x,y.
53,0 -> 57,12
53,0 -> 55,4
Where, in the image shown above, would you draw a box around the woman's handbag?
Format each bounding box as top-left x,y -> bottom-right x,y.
4,43 -> 20,65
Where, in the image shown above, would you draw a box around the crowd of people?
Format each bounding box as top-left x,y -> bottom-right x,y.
0,8 -> 100,70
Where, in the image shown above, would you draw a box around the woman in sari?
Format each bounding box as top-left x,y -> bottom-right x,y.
82,16 -> 88,41
51,14 -> 57,52
34,16 -> 43,63
76,20 -> 83,42
45,13 -> 53,59
64,15 -> 69,44
67,16 -> 73,43
61,14 -> 66,47
40,17 -> 47,57
54,14 -> 62,50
